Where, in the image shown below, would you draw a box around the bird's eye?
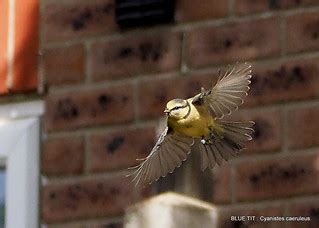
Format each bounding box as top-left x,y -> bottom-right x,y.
172,106 -> 182,111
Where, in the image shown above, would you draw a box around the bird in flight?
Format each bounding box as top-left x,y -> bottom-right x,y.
128,63 -> 254,186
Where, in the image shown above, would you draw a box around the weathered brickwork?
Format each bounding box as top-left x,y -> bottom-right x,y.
38,0 -> 319,226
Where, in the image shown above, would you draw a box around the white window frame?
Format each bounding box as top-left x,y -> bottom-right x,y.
0,100 -> 44,228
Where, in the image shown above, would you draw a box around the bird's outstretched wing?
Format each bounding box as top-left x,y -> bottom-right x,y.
192,63 -> 252,119
128,127 -> 194,186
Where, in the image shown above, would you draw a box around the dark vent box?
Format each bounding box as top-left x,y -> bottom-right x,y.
115,0 -> 175,28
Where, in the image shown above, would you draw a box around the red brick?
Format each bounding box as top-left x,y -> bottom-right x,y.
186,17 -> 280,67
46,223 -> 85,228
181,72 -> 220,99
138,72 -> 219,119
138,77 -> 183,119
43,44 -> 85,86
139,58 -> 319,112
218,204 -> 284,227
287,11 -> 319,53
177,152 -> 231,203
45,84 -> 134,131
287,105 -> 319,149
210,164 -> 232,204
287,199 -> 319,227
42,0 -> 116,43
247,57 -> 319,106
42,176 -> 136,223
235,152 -> 319,201
232,109 -> 282,154
42,136 -> 85,176
175,0 -> 228,22
236,0 -> 319,15
88,126 -> 156,172
90,221 -> 123,228
89,31 -> 182,81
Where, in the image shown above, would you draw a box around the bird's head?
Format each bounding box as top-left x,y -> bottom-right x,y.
164,99 -> 190,120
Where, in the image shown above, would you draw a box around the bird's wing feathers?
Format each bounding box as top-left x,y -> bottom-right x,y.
192,63 -> 252,119
128,127 -> 194,186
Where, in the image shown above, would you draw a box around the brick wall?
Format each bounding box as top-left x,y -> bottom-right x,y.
40,0 -> 319,227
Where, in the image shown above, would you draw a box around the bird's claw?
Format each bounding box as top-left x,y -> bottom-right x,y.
201,138 -> 212,145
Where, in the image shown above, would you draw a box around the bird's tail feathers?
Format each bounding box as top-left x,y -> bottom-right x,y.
216,120 -> 255,149
198,120 -> 254,171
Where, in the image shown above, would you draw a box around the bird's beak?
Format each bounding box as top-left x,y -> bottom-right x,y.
164,109 -> 170,115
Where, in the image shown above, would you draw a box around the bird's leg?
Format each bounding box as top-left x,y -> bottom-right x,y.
200,136 -> 206,145
201,126 -> 221,145
200,136 -> 212,145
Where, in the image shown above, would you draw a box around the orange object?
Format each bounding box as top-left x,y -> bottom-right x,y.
0,0 -> 9,93
0,0 -> 39,94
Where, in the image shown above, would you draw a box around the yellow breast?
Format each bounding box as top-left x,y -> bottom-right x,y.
169,103 -> 215,138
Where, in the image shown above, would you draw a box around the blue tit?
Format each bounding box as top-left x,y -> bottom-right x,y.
129,63 -> 254,186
